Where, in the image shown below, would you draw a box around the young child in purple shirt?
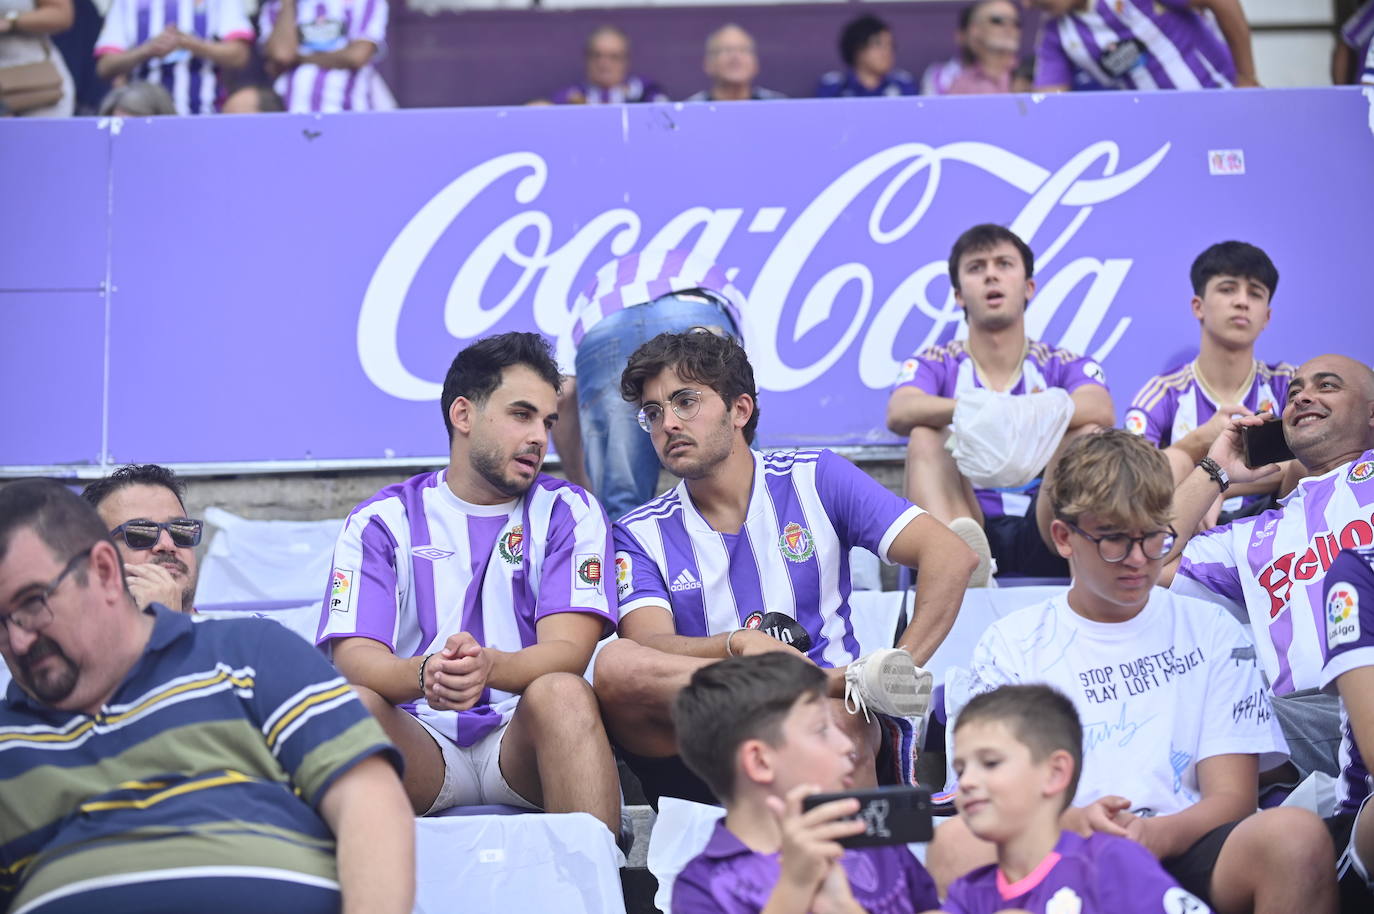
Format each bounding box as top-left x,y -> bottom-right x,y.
671,653 -> 938,914
943,685 -> 1210,914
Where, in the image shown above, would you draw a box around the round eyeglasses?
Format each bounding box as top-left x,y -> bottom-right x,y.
637,389 -> 704,434
1063,521 -> 1177,563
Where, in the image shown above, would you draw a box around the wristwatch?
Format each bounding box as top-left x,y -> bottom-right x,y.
1198,456 -> 1230,494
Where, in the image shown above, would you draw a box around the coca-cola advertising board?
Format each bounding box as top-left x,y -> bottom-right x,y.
3,89 -> 1372,470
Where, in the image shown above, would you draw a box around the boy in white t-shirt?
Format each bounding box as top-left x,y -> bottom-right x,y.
929,428 -> 1337,912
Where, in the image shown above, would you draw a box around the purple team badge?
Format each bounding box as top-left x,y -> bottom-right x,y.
577,554 -> 603,590
498,525 -> 524,564
778,522 -> 816,563
1349,461 -> 1374,484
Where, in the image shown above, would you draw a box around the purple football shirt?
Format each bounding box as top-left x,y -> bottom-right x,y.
1036,0 -> 1236,91
1321,545 -> 1374,817
944,831 -> 1209,913
1125,359 -> 1294,448
892,339 -> 1107,518
672,819 -> 937,914
551,76 -> 667,104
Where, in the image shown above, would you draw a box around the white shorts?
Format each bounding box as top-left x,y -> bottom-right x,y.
1340,792 -> 1374,889
414,716 -> 542,816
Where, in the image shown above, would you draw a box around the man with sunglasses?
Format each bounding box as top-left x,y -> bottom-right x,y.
552,248 -> 747,521
932,429 -> 1337,912
0,479 -> 414,913
593,330 -> 977,806
83,463 -> 202,614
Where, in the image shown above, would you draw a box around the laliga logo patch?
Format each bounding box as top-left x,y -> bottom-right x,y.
576,554 -> 602,590
1258,399 -> 1275,417
1327,585 -> 1360,649
895,358 -> 918,384
614,552 -> 632,600
778,522 -> 816,563
329,569 -> 354,613
1350,461 -> 1374,484
498,525 -> 524,565
1125,409 -> 1148,436
1083,361 -> 1106,384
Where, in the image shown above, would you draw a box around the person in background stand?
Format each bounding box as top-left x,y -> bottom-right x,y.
684,24 -> 783,102
552,24 -> 667,105
816,13 -> 916,98
261,0 -> 396,113
0,0 -> 74,117
921,0 -> 1022,96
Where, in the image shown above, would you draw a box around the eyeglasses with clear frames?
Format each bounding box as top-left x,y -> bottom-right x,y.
0,545 -> 95,648
637,389 -> 704,434
1062,521 -> 1177,563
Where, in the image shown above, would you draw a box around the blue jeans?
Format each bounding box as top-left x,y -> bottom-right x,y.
574,296 -> 738,521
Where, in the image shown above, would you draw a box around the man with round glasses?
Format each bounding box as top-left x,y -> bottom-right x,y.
83,463 -> 202,614
594,330 -> 977,806
933,428 -> 1336,912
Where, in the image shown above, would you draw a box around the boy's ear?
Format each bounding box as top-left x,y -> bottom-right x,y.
738,738 -> 777,787
1049,518 -> 1074,560
1044,749 -> 1075,799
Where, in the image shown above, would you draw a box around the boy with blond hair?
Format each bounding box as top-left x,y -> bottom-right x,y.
672,653 -> 939,914
931,429 -> 1338,913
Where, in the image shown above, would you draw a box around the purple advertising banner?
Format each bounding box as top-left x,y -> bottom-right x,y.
3,89 -> 1373,471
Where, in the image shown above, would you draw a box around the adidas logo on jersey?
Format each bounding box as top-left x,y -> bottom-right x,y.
670,569 -> 702,592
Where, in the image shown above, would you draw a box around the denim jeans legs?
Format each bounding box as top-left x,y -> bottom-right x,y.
573,296 -> 737,521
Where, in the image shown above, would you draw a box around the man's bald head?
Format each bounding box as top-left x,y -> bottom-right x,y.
1283,353 -> 1374,473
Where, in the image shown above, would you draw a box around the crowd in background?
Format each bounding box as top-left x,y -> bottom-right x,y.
3,0 -> 1374,118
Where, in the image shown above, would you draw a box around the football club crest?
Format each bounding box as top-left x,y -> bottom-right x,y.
1125,409 -> 1148,436
1046,886 -> 1083,914
778,522 -> 815,563
1349,461 -> 1374,484
576,554 -> 602,590
1327,585 -> 1360,649
329,569 -> 354,613
498,525 -> 524,564
744,611 -> 764,629
615,552 -> 632,599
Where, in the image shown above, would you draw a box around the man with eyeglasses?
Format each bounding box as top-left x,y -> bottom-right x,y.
931,428 -> 1337,912
593,330 -> 977,806
552,248 -> 748,521
82,463 -> 202,614
0,479 -> 415,913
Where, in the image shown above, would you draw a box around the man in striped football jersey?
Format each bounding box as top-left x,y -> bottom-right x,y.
261,0 -> 396,113
1030,0 -> 1259,92
1334,1 -> 1374,85
594,331 -> 977,806
886,224 -> 1116,586
319,332 -> 623,832
93,0 -> 252,115
1162,354 -> 1374,780
1124,241 -> 1295,518
0,480 -> 413,913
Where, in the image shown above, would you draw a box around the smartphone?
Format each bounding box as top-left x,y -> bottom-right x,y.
1242,419 -> 1294,469
801,786 -> 932,847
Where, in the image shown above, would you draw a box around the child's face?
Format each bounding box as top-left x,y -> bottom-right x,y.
770,694 -> 856,794
1052,511 -> 1168,617
952,720 -> 1060,843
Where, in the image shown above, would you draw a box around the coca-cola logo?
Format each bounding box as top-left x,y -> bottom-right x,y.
357,140 -> 1169,400
1258,515 -> 1374,619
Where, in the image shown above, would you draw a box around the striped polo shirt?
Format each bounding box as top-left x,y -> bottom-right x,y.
318,471 -> 616,747
0,606 -> 397,913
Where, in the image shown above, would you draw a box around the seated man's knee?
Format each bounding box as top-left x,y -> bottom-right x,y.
1238,807 -> 1335,871
525,671 -> 600,724
907,425 -> 946,459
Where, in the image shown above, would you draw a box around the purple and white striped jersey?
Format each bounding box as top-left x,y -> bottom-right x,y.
94,0 -> 252,115
893,339 -> 1108,518
1173,451 -> 1374,695
550,76 -> 667,105
258,0 -> 395,113
555,248 -> 747,375
1343,2 -> 1374,60
1321,545 -> 1374,818
1035,0 -> 1235,91
1364,40 -> 1374,85
1125,359 -> 1294,448
613,449 -> 923,668
944,831 -> 1208,914
317,471 -> 616,747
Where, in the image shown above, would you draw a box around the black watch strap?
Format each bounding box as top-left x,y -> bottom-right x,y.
1198,456 -> 1230,494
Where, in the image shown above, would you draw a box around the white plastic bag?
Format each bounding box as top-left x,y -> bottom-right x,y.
946,388 -> 1074,489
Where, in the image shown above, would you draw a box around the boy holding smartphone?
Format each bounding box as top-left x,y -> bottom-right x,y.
944,684 -> 1206,912
672,653 -> 938,914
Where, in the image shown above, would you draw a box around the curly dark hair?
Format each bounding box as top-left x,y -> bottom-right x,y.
620,331 -> 760,445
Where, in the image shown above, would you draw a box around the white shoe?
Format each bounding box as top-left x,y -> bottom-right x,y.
948,517 -> 994,588
843,648 -> 934,722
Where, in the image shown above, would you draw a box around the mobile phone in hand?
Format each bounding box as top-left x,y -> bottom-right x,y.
1242,420 -> 1294,469
801,786 -> 932,847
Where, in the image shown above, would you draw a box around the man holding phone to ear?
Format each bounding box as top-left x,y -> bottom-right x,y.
1160,354 -> 1374,781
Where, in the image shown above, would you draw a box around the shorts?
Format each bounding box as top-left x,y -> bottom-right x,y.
984,492 -> 1070,578
1329,793 -> 1374,905
415,716 -> 541,816
1161,819 -> 1242,903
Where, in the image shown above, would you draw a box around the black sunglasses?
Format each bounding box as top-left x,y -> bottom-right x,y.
109,518 -> 204,550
